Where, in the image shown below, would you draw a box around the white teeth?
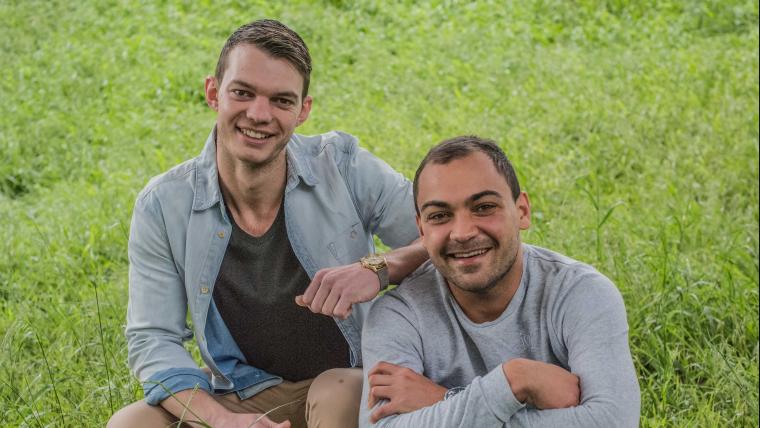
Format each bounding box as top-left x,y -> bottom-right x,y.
451,249 -> 488,258
240,128 -> 270,139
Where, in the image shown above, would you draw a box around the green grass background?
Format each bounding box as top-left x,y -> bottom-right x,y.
1,0 -> 757,426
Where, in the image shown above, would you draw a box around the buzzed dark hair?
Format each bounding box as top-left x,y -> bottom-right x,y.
413,136 -> 522,213
215,19 -> 312,98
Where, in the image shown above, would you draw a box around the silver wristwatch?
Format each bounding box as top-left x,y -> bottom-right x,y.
444,386 -> 466,400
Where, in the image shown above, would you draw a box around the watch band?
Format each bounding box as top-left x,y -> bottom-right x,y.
376,264 -> 389,289
360,254 -> 389,289
444,386 -> 465,400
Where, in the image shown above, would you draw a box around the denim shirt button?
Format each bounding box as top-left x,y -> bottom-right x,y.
201,287 -> 209,294
217,231 -> 225,238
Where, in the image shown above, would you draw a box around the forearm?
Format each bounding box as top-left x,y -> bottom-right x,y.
160,388 -> 229,427
384,239 -> 428,284
503,357 -> 639,428
363,366 -> 522,428
505,272 -> 641,427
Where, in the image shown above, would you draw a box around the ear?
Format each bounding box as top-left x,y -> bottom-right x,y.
296,95 -> 313,126
516,192 -> 531,230
204,75 -> 219,111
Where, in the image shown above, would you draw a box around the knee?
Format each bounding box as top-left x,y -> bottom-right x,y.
107,400 -> 171,428
106,405 -> 133,428
306,368 -> 363,427
307,368 -> 362,405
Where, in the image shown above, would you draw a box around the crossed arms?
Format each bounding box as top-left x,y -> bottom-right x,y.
358,272 -> 641,427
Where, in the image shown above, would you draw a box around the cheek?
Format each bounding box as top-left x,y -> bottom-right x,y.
420,227 -> 447,252
476,217 -> 512,241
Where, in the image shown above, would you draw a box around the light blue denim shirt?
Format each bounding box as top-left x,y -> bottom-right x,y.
126,128 -> 418,405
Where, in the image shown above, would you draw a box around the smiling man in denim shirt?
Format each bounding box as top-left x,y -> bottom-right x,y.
108,19 -> 426,428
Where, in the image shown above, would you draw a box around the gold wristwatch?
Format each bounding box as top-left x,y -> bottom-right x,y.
360,254 -> 389,289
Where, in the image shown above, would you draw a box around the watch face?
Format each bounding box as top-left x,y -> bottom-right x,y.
362,254 -> 387,270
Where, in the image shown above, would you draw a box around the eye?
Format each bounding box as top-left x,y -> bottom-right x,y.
273,97 -> 296,107
426,211 -> 451,224
231,89 -> 252,98
474,203 -> 497,215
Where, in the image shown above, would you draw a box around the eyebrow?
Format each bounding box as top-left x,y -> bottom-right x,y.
419,190 -> 502,212
470,190 -> 502,201
229,80 -> 299,100
419,200 -> 450,212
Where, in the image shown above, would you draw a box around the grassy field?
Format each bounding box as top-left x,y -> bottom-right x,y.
1,0 -> 758,426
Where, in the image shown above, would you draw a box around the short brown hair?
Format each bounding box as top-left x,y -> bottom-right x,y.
413,136 -> 522,213
215,19 -> 312,98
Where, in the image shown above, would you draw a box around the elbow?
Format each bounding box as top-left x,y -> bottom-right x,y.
578,399 -> 640,428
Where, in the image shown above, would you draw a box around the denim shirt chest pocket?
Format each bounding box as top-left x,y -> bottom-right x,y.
328,221 -> 369,264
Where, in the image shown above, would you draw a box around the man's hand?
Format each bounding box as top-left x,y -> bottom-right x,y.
295,262 -> 380,319
367,361 -> 447,423
210,412 -> 290,428
502,358 -> 580,409
162,389 -> 290,428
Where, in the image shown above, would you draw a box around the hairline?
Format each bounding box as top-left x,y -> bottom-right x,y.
413,136 -> 522,214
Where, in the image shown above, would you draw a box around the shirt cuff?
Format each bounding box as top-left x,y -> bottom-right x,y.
142,367 -> 213,405
479,365 -> 526,422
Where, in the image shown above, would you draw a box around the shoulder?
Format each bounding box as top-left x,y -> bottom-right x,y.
290,131 -> 359,158
523,244 -> 624,313
525,244 -> 615,288
134,157 -> 197,213
367,261 -> 443,322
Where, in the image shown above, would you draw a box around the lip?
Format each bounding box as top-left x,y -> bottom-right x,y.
236,126 -> 276,143
446,247 -> 491,265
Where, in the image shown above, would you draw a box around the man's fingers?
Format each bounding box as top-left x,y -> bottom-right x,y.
308,274 -> 333,313
368,373 -> 393,387
368,363 -> 388,378
367,374 -> 392,408
255,415 -> 290,428
370,402 -> 397,423
300,269 -> 327,306
332,296 -> 353,319
370,361 -> 402,376
320,291 -> 340,317
369,385 -> 392,408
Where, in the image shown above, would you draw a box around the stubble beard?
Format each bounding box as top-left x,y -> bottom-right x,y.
443,240 -> 519,296
218,123 -> 289,172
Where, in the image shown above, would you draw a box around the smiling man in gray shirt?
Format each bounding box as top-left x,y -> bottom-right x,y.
359,136 -> 640,427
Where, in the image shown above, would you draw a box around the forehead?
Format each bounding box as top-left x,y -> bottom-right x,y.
223,44 -> 304,94
416,152 -> 511,207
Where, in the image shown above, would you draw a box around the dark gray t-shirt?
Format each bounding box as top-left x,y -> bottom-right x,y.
213,206 -> 350,381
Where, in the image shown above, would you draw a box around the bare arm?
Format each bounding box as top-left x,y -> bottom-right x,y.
160,389 -> 289,428
296,239 -> 428,319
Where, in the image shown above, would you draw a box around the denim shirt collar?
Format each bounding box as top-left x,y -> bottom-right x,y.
192,128 -> 318,212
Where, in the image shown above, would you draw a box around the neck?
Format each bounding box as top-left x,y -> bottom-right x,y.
217,150 -> 287,237
450,244 -> 524,324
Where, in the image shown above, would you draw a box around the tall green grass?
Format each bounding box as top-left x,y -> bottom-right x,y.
1,0 -> 757,426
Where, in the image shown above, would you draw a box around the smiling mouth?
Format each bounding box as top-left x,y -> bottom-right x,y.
238,127 -> 274,140
447,248 -> 490,259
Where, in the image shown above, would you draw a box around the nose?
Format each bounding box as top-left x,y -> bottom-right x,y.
246,96 -> 272,123
449,213 -> 478,243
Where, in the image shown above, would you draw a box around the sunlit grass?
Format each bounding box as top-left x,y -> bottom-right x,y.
1,0 -> 757,426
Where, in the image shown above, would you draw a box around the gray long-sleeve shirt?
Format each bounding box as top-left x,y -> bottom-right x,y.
359,244 -> 640,427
